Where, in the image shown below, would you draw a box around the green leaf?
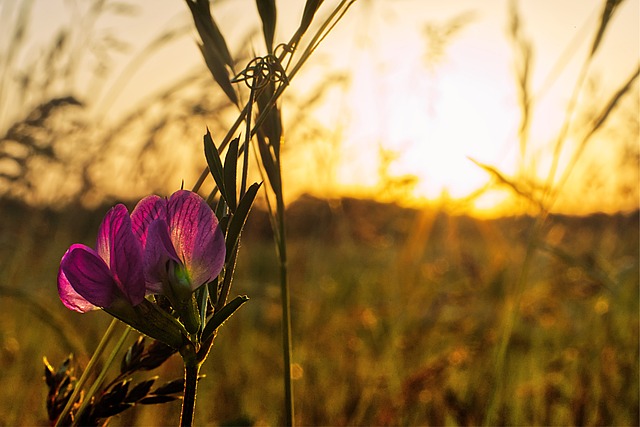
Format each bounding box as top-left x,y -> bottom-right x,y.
214,196 -> 228,222
257,130 -> 282,195
226,182 -> 262,257
201,295 -> 249,342
255,81 -> 283,195
257,83 -> 283,156
204,129 -> 226,198
195,283 -> 210,332
256,0 -> 277,53
224,136 -> 239,212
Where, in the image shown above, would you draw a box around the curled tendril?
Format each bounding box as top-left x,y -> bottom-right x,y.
232,44 -> 291,90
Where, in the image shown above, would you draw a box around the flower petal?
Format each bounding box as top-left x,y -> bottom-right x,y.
59,244 -> 118,309
57,263 -> 98,313
167,190 -> 226,289
131,195 -> 167,248
144,219 -> 181,294
96,204 -> 145,306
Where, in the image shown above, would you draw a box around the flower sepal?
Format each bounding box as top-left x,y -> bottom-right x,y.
105,298 -> 188,350
175,293 -> 202,336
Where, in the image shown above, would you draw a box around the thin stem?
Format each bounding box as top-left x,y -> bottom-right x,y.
180,358 -> 201,427
483,213 -> 547,425
72,325 -> 132,426
240,86 -> 255,199
276,182 -> 294,426
54,318 -> 119,427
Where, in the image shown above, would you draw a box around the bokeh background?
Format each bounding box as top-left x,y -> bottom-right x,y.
0,0 -> 638,425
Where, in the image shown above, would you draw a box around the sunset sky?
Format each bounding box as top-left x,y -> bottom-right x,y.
6,0 -> 639,216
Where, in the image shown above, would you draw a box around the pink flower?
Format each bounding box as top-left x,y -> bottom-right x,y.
131,190 -> 226,301
58,205 -> 145,313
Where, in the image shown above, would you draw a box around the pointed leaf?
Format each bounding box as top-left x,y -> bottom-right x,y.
587,65 -> 639,138
591,0 -> 623,57
292,0 -> 323,47
126,378 -> 157,403
121,336 -> 145,374
43,357 -> 56,388
152,378 -> 184,396
257,83 -> 282,156
186,0 -> 238,104
257,131 -> 282,195
224,136 -> 239,212
139,395 -> 179,405
204,129 -> 226,198
101,380 -> 130,408
202,295 -> 249,342
214,197 -> 228,223
468,157 -> 542,207
138,341 -> 177,371
190,0 -> 234,67
256,0 -> 277,53
195,282 -> 210,328
226,182 -> 261,257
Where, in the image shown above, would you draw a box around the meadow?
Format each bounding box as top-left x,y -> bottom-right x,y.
0,195 -> 637,425
0,0 -> 638,425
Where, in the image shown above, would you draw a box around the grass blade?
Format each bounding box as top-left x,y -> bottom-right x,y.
256,0 -> 277,53
203,129 -> 226,199
225,182 -> 261,257
590,0 -> 624,57
224,136 -> 239,212
201,295 -> 249,343
185,0 -> 238,105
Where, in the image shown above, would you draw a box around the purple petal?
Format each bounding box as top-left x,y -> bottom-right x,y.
59,244 -> 118,309
167,190 -> 225,289
57,264 -> 98,313
144,219 -> 181,294
96,204 -> 145,306
131,195 -> 167,248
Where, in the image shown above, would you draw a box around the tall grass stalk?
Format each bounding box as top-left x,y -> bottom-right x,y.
483,1 -> 634,423
187,2 -> 356,423
71,326 -> 132,426
54,319 -> 120,427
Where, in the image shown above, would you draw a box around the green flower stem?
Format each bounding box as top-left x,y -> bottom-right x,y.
54,318 -> 119,427
72,325 -> 132,426
180,345 -> 200,427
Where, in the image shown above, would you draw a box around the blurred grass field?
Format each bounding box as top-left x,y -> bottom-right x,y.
0,195 -> 637,425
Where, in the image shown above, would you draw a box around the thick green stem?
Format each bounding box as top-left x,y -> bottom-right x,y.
180,348 -> 200,427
